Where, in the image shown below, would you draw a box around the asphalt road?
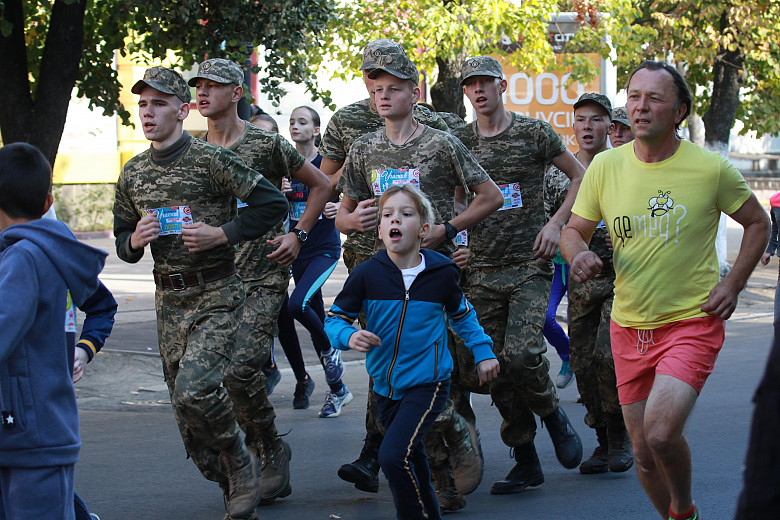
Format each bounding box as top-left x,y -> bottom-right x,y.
72,228 -> 777,520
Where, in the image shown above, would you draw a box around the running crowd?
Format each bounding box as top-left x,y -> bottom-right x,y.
0,37 -> 770,520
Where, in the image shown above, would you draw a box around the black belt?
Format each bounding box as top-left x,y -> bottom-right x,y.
154,263 -> 237,291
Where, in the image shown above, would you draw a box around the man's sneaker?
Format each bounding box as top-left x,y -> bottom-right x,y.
263,365 -> 281,395
320,348 -> 345,385
293,374 -> 315,409
445,415 -> 483,495
219,438 -> 262,517
555,360 -> 574,389
259,440 -> 292,505
338,437 -> 380,493
320,386 -> 354,418
541,406 -> 583,469
222,511 -> 259,520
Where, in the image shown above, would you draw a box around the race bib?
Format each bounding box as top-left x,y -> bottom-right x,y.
141,206 -> 193,235
455,230 -> 468,246
497,183 -> 523,211
236,200 -> 248,209
65,292 -> 76,333
289,201 -> 323,221
370,168 -> 420,196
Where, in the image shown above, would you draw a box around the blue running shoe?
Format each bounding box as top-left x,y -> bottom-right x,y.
320,348 -> 344,385
263,365 -> 282,395
319,386 -> 353,418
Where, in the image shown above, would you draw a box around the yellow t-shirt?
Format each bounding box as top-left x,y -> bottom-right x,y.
572,140 -> 751,328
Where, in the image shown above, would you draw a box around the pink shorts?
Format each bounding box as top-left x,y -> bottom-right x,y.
610,316 -> 725,405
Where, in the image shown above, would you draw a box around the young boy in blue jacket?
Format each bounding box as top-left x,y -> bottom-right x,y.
0,143 -> 109,520
326,184 -> 500,520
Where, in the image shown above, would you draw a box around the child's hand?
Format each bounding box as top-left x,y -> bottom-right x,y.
476,358 -> 500,386
72,348 -> 89,383
349,330 -> 381,352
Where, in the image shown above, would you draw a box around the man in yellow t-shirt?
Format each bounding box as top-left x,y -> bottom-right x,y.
561,60 -> 769,520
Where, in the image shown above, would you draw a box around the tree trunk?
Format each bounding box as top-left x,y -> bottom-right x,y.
429,55 -> 467,118
0,0 -> 87,167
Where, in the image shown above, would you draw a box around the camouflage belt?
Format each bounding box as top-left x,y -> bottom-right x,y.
154,262 -> 237,291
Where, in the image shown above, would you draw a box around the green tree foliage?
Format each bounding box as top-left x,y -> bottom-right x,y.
604,0 -> 780,147
318,0 -> 607,117
0,0 -> 335,166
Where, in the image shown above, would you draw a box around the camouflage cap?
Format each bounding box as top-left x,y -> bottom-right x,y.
366,51 -> 419,84
460,56 -> 503,86
187,58 -> 244,87
612,106 -> 630,126
573,92 -> 612,119
360,39 -> 405,71
131,66 -> 191,104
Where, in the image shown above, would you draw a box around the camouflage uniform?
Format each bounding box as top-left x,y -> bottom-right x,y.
544,165 -> 620,429
218,122 -> 305,457
452,113 -> 567,447
113,137 -> 268,485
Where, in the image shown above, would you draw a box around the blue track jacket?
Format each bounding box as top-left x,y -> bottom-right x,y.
0,219 -> 107,468
326,249 -> 494,399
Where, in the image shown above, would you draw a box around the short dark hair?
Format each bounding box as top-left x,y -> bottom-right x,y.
0,143 -> 52,219
626,60 -> 692,133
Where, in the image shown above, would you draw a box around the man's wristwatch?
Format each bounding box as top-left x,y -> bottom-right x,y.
292,228 -> 308,243
444,221 -> 458,240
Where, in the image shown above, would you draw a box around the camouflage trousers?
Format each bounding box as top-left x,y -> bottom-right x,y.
155,274 -> 245,486
224,264 -> 290,457
465,259 -> 559,447
343,249 -> 476,465
568,272 -> 620,429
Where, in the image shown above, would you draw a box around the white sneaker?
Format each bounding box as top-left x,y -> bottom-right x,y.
319,386 -> 354,418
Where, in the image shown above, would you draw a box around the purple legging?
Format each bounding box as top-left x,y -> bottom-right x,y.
544,262 -> 570,362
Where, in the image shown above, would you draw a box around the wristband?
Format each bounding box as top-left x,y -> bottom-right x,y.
444,221 -> 458,240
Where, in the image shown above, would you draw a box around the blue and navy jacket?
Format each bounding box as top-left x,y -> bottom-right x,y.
0,219 -> 107,468
325,249 -> 495,399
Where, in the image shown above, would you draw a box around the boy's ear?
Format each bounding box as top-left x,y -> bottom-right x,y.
412,86 -> 421,104
41,193 -> 54,217
418,222 -> 430,240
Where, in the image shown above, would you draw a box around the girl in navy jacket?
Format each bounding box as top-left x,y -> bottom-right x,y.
326,184 -> 499,519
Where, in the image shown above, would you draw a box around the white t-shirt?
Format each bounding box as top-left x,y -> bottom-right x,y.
401,254 -> 426,291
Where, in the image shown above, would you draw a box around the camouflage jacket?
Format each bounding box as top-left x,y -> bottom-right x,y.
452,112 -> 567,267
319,98 -> 449,165
219,122 -> 305,280
338,126 -> 490,257
113,137 -> 261,274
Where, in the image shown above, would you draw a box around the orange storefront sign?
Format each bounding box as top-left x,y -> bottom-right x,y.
499,54 -> 602,153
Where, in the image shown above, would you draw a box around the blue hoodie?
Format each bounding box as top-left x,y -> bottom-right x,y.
0,219 -> 106,468
326,249 -> 495,399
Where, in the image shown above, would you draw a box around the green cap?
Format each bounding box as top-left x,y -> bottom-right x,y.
460,56 -> 503,86
131,67 -> 191,104
612,106 -> 630,126
188,58 -> 244,87
360,39 -> 404,71
573,93 -> 612,119
366,51 -> 419,85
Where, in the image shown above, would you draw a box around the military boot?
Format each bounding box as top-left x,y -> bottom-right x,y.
579,427 -> 609,474
431,462 -> 466,513
607,413 -> 634,473
259,438 -> 292,505
490,443 -> 545,495
542,406 -> 583,469
219,437 -> 261,518
338,435 -> 380,493
443,414 -> 483,495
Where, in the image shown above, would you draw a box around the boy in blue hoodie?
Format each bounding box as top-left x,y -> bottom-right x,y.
326,184 -> 500,520
0,143 -> 108,520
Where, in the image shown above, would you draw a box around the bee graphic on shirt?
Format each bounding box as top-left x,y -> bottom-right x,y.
648,190 -> 673,217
